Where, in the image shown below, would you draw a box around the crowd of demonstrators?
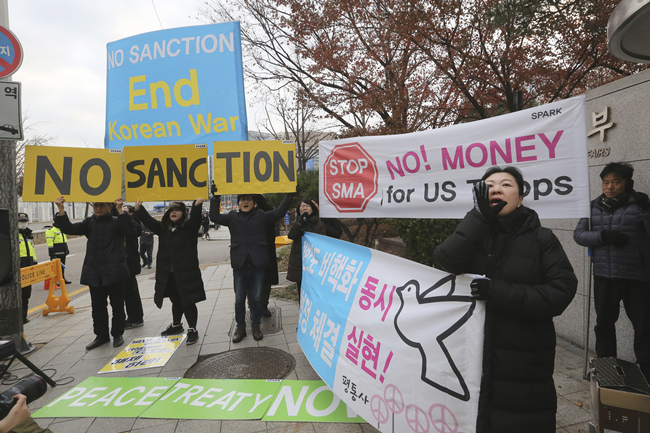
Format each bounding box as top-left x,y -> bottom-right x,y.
433,166 -> 577,433
574,162 -> 650,382
210,188 -> 293,343
17,213 -> 36,324
121,205 -> 145,330
54,196 -> 132,351
45,222 -> 70,284
139,223 -> 154,269
287,198 -> 327,297
135,199 -> 206,346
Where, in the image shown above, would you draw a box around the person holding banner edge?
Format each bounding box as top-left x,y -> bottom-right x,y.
210,186 -> 294,343
433,166 -> 577,433
134,199 -> 206,346
573,162 -> 650,382
54,197 -> 133,350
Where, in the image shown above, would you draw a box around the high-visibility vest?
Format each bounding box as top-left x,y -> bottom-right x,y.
45,226 -> 67,248
19,232 -> 37,266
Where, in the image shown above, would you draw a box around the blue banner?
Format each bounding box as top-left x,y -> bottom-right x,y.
105,22 -> 247,153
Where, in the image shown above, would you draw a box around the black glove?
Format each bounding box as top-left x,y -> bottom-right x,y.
473,181 -> 507,222
210,182 -> 218,197
634,192 -> 649,212
298,212 -> 309,225
470,279 -> 490,300
601,230 -> 629,247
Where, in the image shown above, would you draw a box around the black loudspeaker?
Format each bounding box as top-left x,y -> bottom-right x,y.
0,209 -> 12,285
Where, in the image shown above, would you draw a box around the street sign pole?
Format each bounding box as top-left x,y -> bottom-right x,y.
0,2 -> 32,354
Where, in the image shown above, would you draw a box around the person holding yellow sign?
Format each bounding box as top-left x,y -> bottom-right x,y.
134,199 -> 206,346
54,196 -> 133,350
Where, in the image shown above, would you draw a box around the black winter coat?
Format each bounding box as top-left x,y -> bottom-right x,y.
286,215 -> 327,283
574,193 -> 650,282
55,212 -> 132,287
136,203 -> 206,308
210,195 -> 292,269
433,207 -> 577,433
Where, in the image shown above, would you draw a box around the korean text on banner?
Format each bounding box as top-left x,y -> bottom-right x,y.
298,233 -> 485,433
213,140 -> 297,194
124,144 -> 209,201
22,146 -> 123,203
319,95 -> 589,219
105,22 -> 247,153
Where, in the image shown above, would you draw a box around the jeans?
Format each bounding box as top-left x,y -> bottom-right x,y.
233,263 -> 265,326
140,243 -> 153,266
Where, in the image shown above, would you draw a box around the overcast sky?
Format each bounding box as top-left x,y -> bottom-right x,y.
10,0 -> 221,148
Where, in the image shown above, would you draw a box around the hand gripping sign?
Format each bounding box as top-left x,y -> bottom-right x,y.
323,142 -> 379,213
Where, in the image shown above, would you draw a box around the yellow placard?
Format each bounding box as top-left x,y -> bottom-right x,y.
124,144 -> 209,201
22,146 -> 123,202
99,335 -> 185,373
213,140 -> 297,194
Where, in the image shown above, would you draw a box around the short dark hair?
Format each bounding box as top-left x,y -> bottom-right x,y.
481,165 -> 525,196
599,162 -> 634,192
237,194 -> 256,204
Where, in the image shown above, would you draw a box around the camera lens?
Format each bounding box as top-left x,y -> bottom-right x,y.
3,374 -> 47,404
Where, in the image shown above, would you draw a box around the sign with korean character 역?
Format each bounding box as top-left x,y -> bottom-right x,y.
0,81 -> 22,140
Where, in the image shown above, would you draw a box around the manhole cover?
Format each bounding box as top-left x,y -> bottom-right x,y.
229,307 -> 282,336
184,347 -> 296,379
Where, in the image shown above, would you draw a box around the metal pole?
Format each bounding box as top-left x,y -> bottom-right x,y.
583,245 -> 593,380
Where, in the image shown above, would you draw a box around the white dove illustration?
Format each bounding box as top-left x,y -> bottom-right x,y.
393,275 -> 476,401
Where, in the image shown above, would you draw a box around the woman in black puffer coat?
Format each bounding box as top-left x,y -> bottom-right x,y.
135,199 -> 206,345
287,198 -> 327,295
433,166 -> 577,433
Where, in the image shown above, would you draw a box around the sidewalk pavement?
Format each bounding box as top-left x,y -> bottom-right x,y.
9,228 -> 595,433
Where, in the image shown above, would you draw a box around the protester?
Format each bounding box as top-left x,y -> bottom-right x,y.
54,196 -> 132,350
201,211 -> 211,240
135,199 -> 205,345
121,205 -> 144,329
18,213 -> 36,324
287,198 -> 327,296
210,188 -> 293,342
433,166 -> 577,433
45,222 -> 70,284
573,162 -> 650,381
139,222 -> 154,269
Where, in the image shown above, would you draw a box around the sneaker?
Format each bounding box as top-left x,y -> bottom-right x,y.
186,328 -> 199,345
124,320 -> 144,330
161,323 -> 184,336
252,324 -> 263,341
232,326 -> 246,343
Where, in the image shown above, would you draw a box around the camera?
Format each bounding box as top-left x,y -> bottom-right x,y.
0,374 -> 47,419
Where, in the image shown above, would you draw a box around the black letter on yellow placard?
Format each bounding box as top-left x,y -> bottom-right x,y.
254,152 -> 272,182
243,152 -> 251,182
126,160 -> 146,188
274,150 -> 295,182
216,152 -> 240,183
148,159 -> 164,188
189,158 -> 207,187
34,155 -> 72,195
167,158 -> 187,188
80,158 -> 111,195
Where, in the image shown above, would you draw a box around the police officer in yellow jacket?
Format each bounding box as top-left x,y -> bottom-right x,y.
45,222 -> 71,284
18,213 -> 37,324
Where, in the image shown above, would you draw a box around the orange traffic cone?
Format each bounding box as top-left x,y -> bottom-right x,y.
44,279 -> 50,290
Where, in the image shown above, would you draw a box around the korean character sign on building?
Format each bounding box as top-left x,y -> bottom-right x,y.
298,233 -> 486,433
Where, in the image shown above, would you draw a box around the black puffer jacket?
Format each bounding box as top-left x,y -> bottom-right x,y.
574,193 -> 650,282
433,206 -> 577,433
210,195 -> 292,269
287,215 -> 327,283
55,212 -> 132,287
136,203 -> 205,308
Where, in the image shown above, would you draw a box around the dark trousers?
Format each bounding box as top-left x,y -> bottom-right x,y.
124,276 -> 144,323
594,277 -> 650,378
52,254 -> 67,279
90,281 -> 126,339
140,243 -> 153,266
233,263 -> 265,326
22,285 -> 31,320
167,274 -> 198,329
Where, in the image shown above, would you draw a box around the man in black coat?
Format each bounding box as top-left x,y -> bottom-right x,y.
54,196 -> 133,350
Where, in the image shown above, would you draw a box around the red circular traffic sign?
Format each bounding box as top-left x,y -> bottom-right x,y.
0,26 -> 23,78
323,142 -> 378,213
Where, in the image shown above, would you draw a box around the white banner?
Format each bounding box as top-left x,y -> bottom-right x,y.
299,233 -> 485,433
319,96 -> 589,219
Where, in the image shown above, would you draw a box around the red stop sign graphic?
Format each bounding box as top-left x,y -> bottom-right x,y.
324,142 -> 378,212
